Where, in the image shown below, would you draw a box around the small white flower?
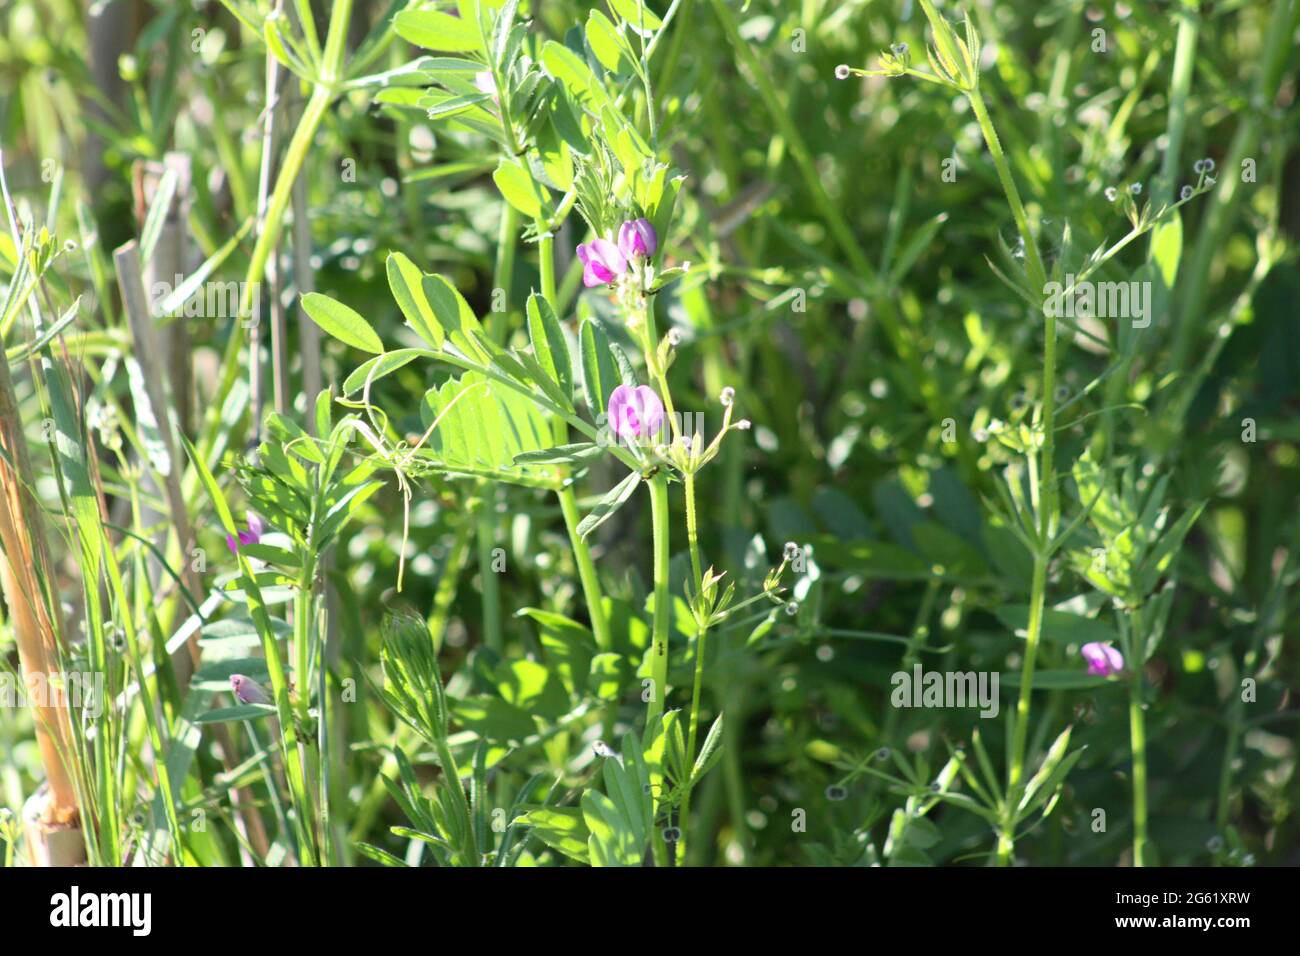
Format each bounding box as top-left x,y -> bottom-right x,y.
720,386 -> 735,407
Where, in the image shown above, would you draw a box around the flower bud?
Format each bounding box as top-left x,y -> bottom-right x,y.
1080,641 -> 1123,677
617,218 -> 657,260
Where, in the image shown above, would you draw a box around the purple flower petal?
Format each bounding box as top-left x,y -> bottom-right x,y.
617,218 -> 658,259
576,238 -> 628,288
608,384 -> 665,441
1081,641 -> 1123,677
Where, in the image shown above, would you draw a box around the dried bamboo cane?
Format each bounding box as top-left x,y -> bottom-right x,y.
0,341 -> 85,865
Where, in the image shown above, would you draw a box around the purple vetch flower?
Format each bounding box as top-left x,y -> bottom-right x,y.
617,218 -> 657,260
608,385 -> 665,441
230,674 -> 271,705
576,238 -> 628,288
1081,642 -> 1124,677
226,513 -> 264,554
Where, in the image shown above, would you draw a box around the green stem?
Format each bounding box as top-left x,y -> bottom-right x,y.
201,92 -> 328,454
1004,554 -> 1047,830
538,229 -> 558,304
968,85 -> 1058,866
995,829 -> 1015,867
1126,608 -> 1149,866
1128,669 -> 1149,866
967,90 -> 1048,292
558,488 -> 612,649
294,560 -> 316,727
675,471 -> 707,863
489,204 -> 520,342
646,475 -> 672,725
683,471 -> 703,586
1153,3 -> 1199,211
647,471 -> 672,870
676,622 -> 707,865
476,490 -> 503,652
198,0 -> 353,458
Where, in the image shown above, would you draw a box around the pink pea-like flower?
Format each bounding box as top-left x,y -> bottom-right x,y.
577,238 -> 628,288
617,218 -> 657,260
226,513 -> 264,554
608,385 -> 665,441
230,674 -> 271,705
1081,642 -> 1123,677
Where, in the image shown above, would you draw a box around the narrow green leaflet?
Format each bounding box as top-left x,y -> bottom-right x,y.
576,470 -> 641,538
579,317 -> 619,416
301,292 -> 384,354
387,251 -> 445,349
393,9 -> 484,52
526,292 -> 572,398
494,158 -> 547,219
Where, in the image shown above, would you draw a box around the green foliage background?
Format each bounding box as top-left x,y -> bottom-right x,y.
0,0 -> 1296,867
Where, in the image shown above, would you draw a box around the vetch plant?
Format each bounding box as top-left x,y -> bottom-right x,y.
304,0 -> 784,867
839,0 -> 1217,866
0,0 -> 1293,876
